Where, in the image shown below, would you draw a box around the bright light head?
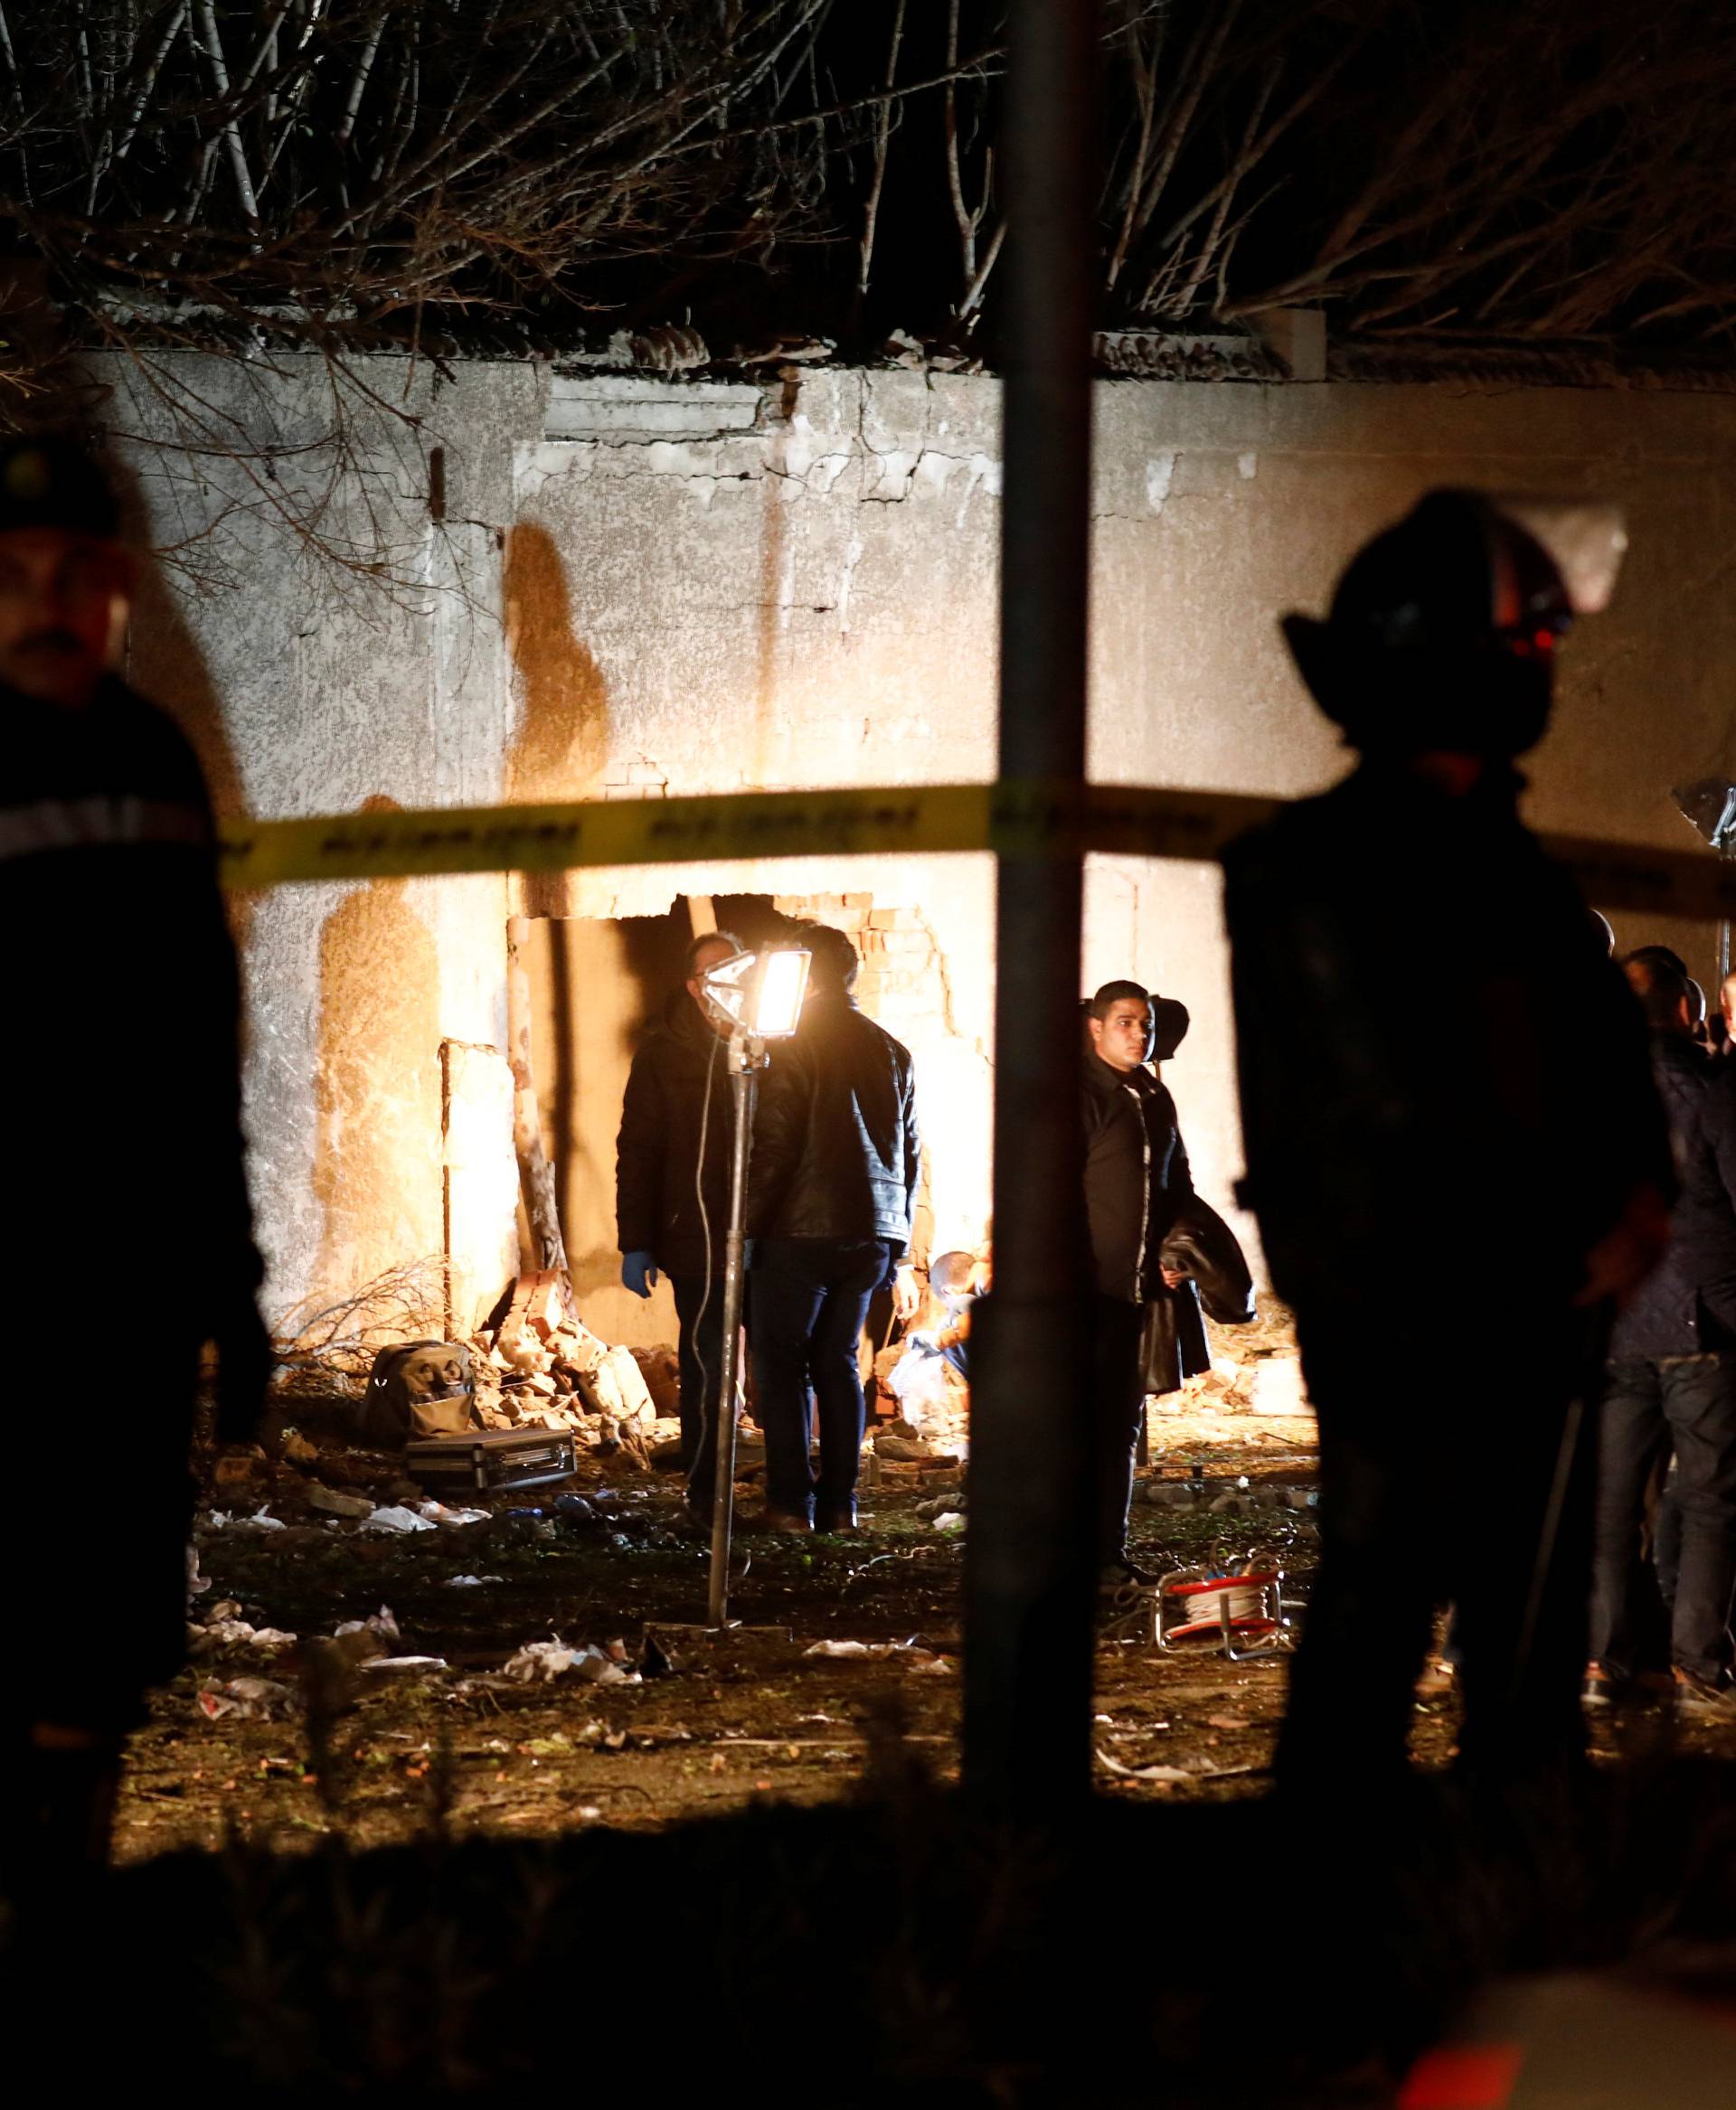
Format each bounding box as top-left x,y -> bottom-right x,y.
1489,495 -> 1628,617
700,947 -> 811,1040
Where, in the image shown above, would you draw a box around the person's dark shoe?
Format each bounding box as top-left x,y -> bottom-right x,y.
680,1501 -> 714,1537
1100,1554 -> 1156,1590
1581,1661 -> 1622,1710
1673,1667 -> 1736,1719
814,1502 -> 859,1535
754,1506 -> 813,1534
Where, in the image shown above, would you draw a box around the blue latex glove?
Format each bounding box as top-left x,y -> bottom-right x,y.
622,1250 -> 659,1298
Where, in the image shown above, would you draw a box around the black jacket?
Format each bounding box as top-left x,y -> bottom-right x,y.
1083,1052 -> 1210,1389
2,674 -> 262,1713
746,990 -> 920,1248
1611,1033 -> 1736,1358
615,991 -> 734,1277
1,675 -> 260,1325
1222,760 -> 1670,1323
1082,1051 -> 1194,1301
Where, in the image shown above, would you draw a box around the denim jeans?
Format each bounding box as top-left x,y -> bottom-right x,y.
749,1237 -> 892,1518
671,1271 -> 728,1514
1590,1353 -> 1736,1686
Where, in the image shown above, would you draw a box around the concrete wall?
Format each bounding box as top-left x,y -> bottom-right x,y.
106,351 -> 1736,1339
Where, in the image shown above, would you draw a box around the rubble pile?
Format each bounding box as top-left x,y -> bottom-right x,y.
467,1270 -> 671,1464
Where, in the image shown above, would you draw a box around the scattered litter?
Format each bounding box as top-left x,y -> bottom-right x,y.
1205,1713 -> 1250,1731
803,1639 -> 942,1666
279,1428 -> 319,1466
1095,1748 -> 1197,1783
198,1676 -> 294,1722
307,1483 -> 375,1520
362,1505 -> 437,1533
416,1499 -> 490,1526
186,1546 -> 211,1597
204,1508 -> 286,1532
502,1638 -> 573,1683
335,1606 -> 401,1642
444,1573 -> 505,1587
192,1618 -> 297,1653
500,1636 -> 643,1686
930,1512 -> 966,1533
358,1655 -> 449,1674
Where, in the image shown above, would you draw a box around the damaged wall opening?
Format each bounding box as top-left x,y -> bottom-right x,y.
519,895 -> 779,1351
515,888 -> 948,1357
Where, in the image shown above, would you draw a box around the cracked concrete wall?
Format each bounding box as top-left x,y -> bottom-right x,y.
108,353 -> 1736,1332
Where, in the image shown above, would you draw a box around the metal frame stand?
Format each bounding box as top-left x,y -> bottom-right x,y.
707,1031 -> 767,1629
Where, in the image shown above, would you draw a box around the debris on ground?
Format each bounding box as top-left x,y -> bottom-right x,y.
307,1482 -> 374,1519
197,1675 -> 294,1721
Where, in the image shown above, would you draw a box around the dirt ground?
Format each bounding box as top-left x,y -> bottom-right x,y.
121,1402 -> 1736,1864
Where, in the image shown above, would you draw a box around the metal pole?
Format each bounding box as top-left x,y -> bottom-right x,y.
962,0 -> 1102,1811
707,1037 -> 760,1627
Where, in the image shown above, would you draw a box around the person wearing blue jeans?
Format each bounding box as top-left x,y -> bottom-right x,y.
751,1237 -> 897,1526
745,922 -> 921,1532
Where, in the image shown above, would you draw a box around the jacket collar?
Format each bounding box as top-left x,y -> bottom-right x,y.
1085,1049 -> 1153,1097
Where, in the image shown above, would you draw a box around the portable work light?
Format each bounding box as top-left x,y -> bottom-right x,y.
1490,496 -> 1628,617
698,946 -> 811,1039
693,941 -> 812,1627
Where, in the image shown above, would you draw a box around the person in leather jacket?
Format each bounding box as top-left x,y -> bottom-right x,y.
1082,981 -> 1207,1580
746,923 -> 920,1531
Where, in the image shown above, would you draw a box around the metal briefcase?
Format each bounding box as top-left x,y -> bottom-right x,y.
404,1427 -> 577,1495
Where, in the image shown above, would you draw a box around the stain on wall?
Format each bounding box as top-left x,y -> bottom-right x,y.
311,872 -> 445,1315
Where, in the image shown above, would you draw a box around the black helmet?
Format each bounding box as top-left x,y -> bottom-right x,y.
1282,489 -> 1572,759
0,434 -> 120,540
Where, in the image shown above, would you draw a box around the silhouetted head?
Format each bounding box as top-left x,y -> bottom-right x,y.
1623,944 -> 1690,985
1282,490 -> 1572,761
0,435 -> 134,709
799,923 -> 859,994
1629,961 -> 1694,1036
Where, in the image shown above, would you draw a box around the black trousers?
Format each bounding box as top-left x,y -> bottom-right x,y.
1590,1353 -> 1736,1687
1280,1313 -> 1596,1794
749,1238 -> 892,1519
1091,1295 -> 1146,1567
670,1271 -> 728,1514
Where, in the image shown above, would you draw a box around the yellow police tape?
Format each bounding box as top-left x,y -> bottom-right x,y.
215,778 -> 1736,923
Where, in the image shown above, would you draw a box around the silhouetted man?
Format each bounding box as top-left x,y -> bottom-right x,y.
747,924 -> 920,1533
616,928 -> 741,1527
1589,962 -> 1736,1716
1223,490 -> 1669,1799
0,437 -> 268,1892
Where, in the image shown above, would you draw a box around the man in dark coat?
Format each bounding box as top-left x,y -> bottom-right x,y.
0,437 -> 268,1890
1082,980 -> 1209,1583
616,928 -> 739,1521
746,924 -> 920,1532
1222,490 -> 1670,1798
1588,960 -> 1736,1715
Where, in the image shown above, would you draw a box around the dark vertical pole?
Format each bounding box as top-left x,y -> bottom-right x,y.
963,0 -> 1101,1810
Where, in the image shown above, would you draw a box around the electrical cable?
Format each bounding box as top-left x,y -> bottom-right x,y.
687,1021 -> 727,1461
